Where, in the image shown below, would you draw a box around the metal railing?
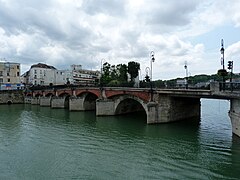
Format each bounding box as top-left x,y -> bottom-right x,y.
219,82 -> 240,92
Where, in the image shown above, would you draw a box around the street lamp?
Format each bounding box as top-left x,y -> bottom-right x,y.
218,39 -> 227,88
184,61 -> 188,89
100,58 -> 105,86
145,67 -> 150,81
150,51 -> 155,81
220,39 -> 225,70
145,67 -> 153,101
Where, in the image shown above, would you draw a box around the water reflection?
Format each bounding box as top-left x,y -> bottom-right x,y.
0,100 -> 240,179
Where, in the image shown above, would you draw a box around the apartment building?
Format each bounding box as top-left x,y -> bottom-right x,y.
0,62 -> 23,90
23,63 -> 100,86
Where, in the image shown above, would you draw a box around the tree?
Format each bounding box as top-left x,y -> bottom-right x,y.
110,65 -> 117,80
116,64 -> 128,83
101,62 -> 111,85
128,61 -> 140,82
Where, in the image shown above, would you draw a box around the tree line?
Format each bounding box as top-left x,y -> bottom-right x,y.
100,61 -> 140,87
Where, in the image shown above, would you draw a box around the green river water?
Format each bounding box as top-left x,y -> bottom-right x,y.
0,99 -> 240,179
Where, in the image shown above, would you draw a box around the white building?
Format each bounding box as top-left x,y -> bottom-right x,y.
23,63 -> 100,86
55,70 -> 73,85
27,63 -> 56,86
71,64 -> 100,86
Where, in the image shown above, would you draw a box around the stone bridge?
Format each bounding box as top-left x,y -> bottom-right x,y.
25,83 -> 240,138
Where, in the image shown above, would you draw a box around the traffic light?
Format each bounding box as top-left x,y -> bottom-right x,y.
228,61 -> 233,70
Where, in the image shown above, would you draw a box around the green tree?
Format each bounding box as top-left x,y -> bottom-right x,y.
110,65 -> 117,80
101,62 -> 111,85
128,61 -> 140,82
116,64 -> 128,83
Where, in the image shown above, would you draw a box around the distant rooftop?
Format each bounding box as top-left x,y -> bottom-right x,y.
31,63 -> 56,70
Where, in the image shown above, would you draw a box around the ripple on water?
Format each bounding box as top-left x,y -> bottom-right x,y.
0,102 -> 240,179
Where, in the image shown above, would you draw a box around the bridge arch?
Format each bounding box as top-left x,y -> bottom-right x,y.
45,92 -> 54,97
77,92 -> 98,110
58,92 -> 70,97
113,95 -> 148,117
34,93 -> 42,97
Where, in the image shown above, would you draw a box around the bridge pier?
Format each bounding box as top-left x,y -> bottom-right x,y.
31,97 -> 40,105
96,99 -> 115,116
40,97 -> 52,107
24,97 -> 32,104
69,97 -> 85,111
51,97 -> 69,109
69,96 -> 97,111
147,96 -> 201,124
229,99 -> 240,137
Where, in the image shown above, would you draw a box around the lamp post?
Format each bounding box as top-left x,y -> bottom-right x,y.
145,67 -> 153,101
150,51 -> 155,81
184,61 -> 188,89
220,39 -> 225,70
145,67 -> 150,80
100,58 -> 105,87
218,39 -> 227,90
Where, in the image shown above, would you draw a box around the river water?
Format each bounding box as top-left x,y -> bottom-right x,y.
0,99 -> 240,179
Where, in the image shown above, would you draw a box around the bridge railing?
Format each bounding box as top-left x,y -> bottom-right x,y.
219,82 -> 240,92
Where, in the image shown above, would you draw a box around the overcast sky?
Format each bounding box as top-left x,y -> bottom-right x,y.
0,0 -> 240,80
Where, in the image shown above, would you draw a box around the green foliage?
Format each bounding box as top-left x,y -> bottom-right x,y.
128,61 -> 140,82
151,73 -> 240,89
116,64 -> 128,83
217,69 -> 228,77
100,61 -> 140,87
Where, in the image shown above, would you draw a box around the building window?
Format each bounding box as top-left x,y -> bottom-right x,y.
34,70 -> 37,74
8,79 -> 10,82
40,70 -> 42,74
17,65 -> 20,69
7,72 -> 10,76
17,72 -> 20,76
34,75 -> 37,79
0,78 -> 3,83
0,71 -> 2,76
34,81 -> 37,85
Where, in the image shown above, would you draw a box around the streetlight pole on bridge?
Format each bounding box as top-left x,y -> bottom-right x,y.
150,51 -> 155,82
184,61 -> 188,89
220,39 -> 225,70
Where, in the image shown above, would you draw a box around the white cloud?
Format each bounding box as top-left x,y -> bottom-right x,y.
226,41 -> 240,60
0,0 -> 240,79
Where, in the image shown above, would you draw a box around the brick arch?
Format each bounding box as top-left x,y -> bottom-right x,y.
35,93 -> 42,97
106,90 -> 150,102
58,92 -> 71,97
75,89 -> 100,98
45,93 -> 54,97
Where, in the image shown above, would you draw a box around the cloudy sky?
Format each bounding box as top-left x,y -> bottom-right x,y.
0,0 -> 240,80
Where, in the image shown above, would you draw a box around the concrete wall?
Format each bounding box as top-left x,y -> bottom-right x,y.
0,90 -> 24,104
31,97 -> 40,105
40,97 -> 51,106
69,97 -> 84,111
229,99 -> 240,137
25,97 -> 32,104
96,99 -> 115,116
170,97 -> 200,121
147,95 -> 200,124
51,97 -> 68,109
